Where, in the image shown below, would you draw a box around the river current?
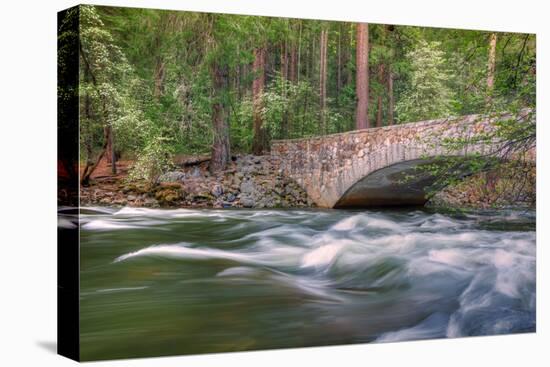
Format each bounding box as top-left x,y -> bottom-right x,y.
72,207 -> 535,360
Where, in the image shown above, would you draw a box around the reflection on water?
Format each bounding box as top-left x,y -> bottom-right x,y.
75,207 -> 536,360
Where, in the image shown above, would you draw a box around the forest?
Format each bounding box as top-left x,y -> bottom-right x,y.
59,5 -> 536,209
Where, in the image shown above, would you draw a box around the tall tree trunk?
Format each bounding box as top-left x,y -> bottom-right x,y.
486,33 -> 497,105
310,34 -> 315,81
81,92 -> 94,182
152,14 -> 170,101
387,68 -> 394,125
297,21 -> 302,83
342,22 -> 351,87
305,35 -> 310,82
280,41 -> 288,80
83,70 -> 94,169
103,92 -> 116,174
235,45 -> 242,100
384,24 -> 394,126
289,43 -> 297,83
153,57 -> 165,100
104,123 -> 116,166
337,23 -> 342,99
252,47 -> 266,155
109,126 -> 117,174
237,62 -> 242,100
355,23 -> 369,130
376,63 -> 385,127
319,28 -> 328,134
281,40 -> 290,139
210,62 -> 230,173
81,127 -> 111,186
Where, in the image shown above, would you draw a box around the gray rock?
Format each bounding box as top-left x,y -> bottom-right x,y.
189,166 -> 201,178
240,179 -> 255,194
272,187 -> 283,196
258,196 -> 275,208
158,171 -> 185,183
143,198 -> 157,206
240,196 -> 255,208
211,184 -> 224,198
241,165 -> 255,174
226,193 -> 236,202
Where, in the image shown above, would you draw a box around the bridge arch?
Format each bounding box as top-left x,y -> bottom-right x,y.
333,157 -> 466,208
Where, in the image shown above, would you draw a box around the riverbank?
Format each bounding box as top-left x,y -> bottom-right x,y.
427,163 -> 536,210
80,155 -> 535,210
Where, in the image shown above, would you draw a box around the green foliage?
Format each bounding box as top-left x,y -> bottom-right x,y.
80,5 -> 181,181
127,135 -> 175,185
395,41 -> 454,123
261,75 -> 319,139
230,73 -> 347,147
79,5 -> 138,161
77,5 -> 535,195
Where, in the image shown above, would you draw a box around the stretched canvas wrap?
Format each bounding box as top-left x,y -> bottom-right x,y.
58,4 -> 536,362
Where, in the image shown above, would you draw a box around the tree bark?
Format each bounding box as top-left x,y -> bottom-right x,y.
319,28 -> 328,133
153,57 -> 165,100
486,33 -> 497,105
337,23 -> 342,98
252,47 -> 266,155
355,23 -> 369,130
209,62 -> 230,173
289,43 -> 297,83
103,96 -> 116,174
83,69 -> 94,169
297,21 -> 302,83
81,127 -> 111,186
109,126 -> 117,174
281,40 -> 290,139
387,68 -> 394,125
152,14 -> 170,101
376,63 -> 385,127
280,41 -> 288,80
342,23 -> 351,87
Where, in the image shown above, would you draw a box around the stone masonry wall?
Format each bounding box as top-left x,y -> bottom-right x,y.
271,114 -> 505,208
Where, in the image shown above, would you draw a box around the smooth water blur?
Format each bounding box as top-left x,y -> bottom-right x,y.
76,207 -> 536,360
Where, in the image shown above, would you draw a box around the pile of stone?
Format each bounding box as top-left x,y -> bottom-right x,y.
155,154 -> 313,208
81,155 -> 313,209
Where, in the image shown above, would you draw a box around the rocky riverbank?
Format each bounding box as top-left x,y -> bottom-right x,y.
427,164 -> 536,210
80,155 -> 313,209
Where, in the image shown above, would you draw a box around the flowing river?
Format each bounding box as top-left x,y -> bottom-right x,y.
73,207 -> 536,360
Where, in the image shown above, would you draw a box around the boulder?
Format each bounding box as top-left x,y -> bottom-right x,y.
240,196 -> 255,208
154,186 -> 183,206
211,184 -> 224,198
240,179 -> 255,194
158,171 -> 185,183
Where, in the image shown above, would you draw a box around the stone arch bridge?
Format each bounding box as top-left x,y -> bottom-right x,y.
271,113 -> 527,208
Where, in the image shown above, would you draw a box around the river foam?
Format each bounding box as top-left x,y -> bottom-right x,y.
83,207 -> 536,342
